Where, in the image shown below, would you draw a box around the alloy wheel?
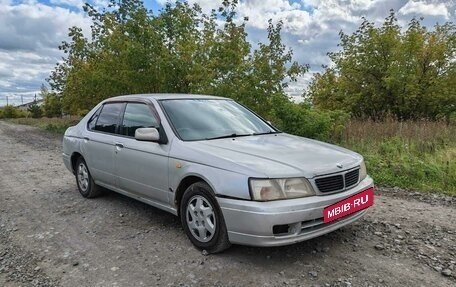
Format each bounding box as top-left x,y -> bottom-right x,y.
185,195 -> 216,243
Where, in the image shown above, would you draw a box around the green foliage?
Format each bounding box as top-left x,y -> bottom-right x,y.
308,11 -> 456,121
273,100 -> 350,141
41,85 -> 62,118
47,0 -> 307,121
27,102 -> 43,118
337,119 -> 456,195
1,106 -> 21,118
77,109 -> 90,117
43,123 -> 70,134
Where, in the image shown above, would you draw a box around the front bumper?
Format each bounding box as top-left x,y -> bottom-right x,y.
218,175 -> 374,247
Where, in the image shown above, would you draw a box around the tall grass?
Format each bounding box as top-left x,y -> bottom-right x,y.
334,118 -> 456,195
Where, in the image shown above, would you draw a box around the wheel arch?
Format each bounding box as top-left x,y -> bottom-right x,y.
174,175 -> 214,216
70,152 -> 83,174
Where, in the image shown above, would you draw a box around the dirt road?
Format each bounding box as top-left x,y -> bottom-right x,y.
0,121 -> 454,287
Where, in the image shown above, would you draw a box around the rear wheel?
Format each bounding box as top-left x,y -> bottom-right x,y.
75,157 -> 102,198
180,182 -> 231,253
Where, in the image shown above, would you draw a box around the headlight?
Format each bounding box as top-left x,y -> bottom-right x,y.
359,160 -> 367,181
249,178 -> 315,201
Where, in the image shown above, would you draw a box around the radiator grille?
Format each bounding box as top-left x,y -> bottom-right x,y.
315,175 -> 344,193
345,169 -> 359,188
315,168 -> 360,193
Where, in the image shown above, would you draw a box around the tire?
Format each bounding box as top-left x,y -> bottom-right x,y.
75,157 -> 102,198
180,182 -> 231,253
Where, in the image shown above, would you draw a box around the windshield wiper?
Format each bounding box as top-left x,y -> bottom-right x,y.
252,131 -> 281,136
205,133 -> 252,140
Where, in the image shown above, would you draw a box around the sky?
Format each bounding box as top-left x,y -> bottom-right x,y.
0,0 -> 454,106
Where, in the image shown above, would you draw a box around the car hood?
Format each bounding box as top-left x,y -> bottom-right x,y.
181,133 -> 362,178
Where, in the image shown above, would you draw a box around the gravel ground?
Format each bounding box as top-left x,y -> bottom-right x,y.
0,121 -> 454,287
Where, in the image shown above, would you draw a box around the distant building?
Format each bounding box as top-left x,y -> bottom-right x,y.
16,99 -> 44,111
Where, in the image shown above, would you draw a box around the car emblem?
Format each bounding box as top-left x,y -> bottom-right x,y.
337,163 -> 343,169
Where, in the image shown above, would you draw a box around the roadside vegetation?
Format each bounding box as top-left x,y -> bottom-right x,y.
335,119 -> 456,195
0,0 -> 454,194
3,117 -> 80,134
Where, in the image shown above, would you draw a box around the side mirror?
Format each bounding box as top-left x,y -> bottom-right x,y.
135,128 -> 160,142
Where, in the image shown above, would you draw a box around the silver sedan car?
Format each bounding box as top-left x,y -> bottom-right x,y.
63,94 -> 374,253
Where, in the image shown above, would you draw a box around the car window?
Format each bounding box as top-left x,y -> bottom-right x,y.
120,103 -> 158,137
161,99 -> 276,141
87,106 -> 102,131
94,103 -> 124,134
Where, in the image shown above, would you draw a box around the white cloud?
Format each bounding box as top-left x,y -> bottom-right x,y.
399,1 -> 450,19
0,0 -> 93,106
187,0 -> 221,11
236,0 -> 312,32
0,2 -> 92,50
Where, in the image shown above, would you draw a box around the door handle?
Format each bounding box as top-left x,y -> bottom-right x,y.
83,137 -> 90,141
115,142 -> 124,148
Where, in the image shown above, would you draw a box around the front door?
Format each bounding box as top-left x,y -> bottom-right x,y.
114,102 -> 170,205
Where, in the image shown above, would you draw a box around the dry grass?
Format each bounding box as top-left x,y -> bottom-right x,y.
335,118 -> 456,195
340,117 -> 455,146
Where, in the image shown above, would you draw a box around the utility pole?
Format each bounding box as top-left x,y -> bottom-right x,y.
6,96 -> 8,106
21,95 -> 24,104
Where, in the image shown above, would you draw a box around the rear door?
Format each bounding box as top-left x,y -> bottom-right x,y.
114,102 -> 170,205
83,102 -> 124,189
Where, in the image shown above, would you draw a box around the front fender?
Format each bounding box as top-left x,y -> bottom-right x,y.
168,157 -> 251,202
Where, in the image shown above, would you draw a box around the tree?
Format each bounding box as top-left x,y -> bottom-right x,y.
41,85 -> 62,118
307,11 -> 456,120
27,101 -> 43,118
47,0 -> 307,123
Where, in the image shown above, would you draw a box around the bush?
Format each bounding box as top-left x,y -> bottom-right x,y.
1,106 -> 20,118
273,101 -> 350,141
27,102 -> 43,118
43,94 -> 62,118
43,122 -> 70,134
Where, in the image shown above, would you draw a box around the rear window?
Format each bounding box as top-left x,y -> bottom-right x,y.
94,103 -> 124,134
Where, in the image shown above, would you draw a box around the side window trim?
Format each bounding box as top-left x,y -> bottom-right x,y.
148,102 -> 161,125
147,101 -> 168,144
92,105 -> 105,131
87,106 -> 102,131
116,102 -> 127,135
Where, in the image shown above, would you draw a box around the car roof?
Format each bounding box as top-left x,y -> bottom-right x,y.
106,93 -> 230,102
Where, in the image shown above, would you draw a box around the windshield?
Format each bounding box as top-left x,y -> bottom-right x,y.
160,99 -> 278,141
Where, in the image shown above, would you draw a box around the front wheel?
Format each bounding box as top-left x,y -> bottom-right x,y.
180,182 -> 231,253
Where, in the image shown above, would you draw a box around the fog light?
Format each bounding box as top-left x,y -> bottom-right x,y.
273,224 -> 289,235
